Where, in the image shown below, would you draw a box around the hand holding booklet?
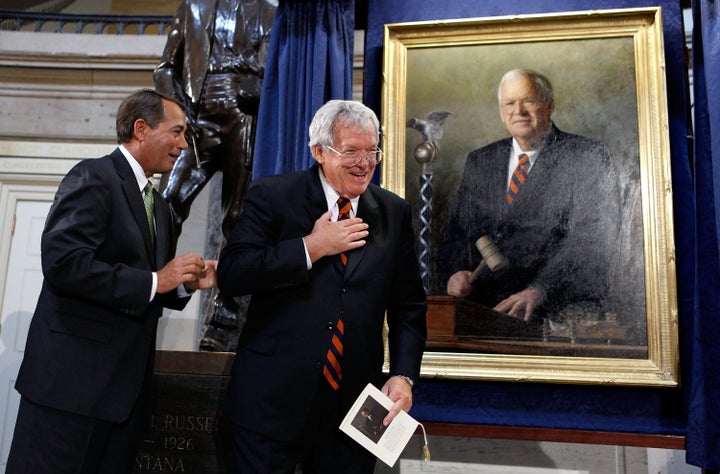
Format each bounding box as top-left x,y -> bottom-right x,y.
339,383 -> 422,467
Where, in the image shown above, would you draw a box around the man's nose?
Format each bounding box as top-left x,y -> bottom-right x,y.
512,102 -> 527,114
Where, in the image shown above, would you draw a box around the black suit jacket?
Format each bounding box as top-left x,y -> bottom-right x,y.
217,165 -> 427,441
15,149 -> 189,423
440,124 -> 621,316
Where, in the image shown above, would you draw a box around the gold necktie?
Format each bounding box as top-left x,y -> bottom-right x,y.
143,182 -> 155,243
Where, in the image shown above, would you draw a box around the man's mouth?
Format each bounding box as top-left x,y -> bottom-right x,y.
350,170 -> 367,179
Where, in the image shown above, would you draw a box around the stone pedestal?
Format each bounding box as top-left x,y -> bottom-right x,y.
133,351 -> 234,474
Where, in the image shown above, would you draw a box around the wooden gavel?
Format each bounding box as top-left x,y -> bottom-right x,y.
468,235 -> 508,282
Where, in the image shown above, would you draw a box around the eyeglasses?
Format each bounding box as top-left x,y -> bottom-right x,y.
324,145 -> 383,166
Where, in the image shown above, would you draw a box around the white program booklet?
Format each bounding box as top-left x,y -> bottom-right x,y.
339,383 -> 419,467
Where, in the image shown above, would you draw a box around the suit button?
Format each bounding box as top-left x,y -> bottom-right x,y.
327,322 -> 334,331
342,287 -> 349,293
315,361 -> 323,370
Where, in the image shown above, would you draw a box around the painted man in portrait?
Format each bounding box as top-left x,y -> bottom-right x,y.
439,69 -> 625,337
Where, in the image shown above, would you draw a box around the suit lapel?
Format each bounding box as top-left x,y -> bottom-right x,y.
301,166 -> 376,279
299,168 -> 346,276
506,125 -> 561,213
491,140 -> 513,223
153,189 -> 172,268
111,150 -> 156,266
302,166 -> 331,225
344,189 -> 378,278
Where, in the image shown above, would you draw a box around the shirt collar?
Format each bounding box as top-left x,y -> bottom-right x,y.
119,144 -> 151,192
318,167 -> 359,219
511,140 -> 540,168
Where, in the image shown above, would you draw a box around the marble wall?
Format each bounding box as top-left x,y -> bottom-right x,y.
0,29 -> 205,350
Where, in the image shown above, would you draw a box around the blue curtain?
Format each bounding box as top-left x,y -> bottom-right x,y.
252,0 -> 355,179
686,0 -> 720,469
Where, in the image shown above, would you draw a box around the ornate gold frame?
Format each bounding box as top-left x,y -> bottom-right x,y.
381,8 -> 678,386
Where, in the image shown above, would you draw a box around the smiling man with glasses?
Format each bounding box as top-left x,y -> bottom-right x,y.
217,99 -> 427,474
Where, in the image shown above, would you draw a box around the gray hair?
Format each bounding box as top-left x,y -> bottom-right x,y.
497,69 -> 554,103
308,100 -> 380,150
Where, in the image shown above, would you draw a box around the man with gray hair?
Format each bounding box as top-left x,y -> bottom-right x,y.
217,100 -> 427,473
441,68 -> 621,325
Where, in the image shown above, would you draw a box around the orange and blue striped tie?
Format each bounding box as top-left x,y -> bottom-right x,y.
323,319 -> 345,390
323,197 -> 352,390
336,197 -> 352,265
506,153 -> 530,206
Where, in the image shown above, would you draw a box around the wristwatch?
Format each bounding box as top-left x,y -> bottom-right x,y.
395,374 -> 415,390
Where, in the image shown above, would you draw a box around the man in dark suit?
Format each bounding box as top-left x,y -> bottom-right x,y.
153,0 -> 277,351
6,89 -> 217,474
440,69 -> 620,323
217,100 -> 427,473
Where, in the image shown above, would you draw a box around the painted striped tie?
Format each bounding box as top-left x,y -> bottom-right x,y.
143,182 -> 155,243
323,197 -> 352,390
506,153 -> 530,206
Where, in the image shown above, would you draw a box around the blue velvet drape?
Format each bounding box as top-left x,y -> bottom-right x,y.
686,0 -> 720,469
252,0 -> 355,179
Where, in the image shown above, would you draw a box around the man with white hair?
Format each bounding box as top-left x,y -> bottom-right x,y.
441,69 -> 621,325
217,99 -> 427,474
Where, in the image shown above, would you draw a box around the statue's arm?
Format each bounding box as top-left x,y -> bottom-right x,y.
153,6 -> 188,106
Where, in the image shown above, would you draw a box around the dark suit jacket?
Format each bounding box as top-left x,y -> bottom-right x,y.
439,124 -> 621,317
15,149 -> 189,423
217,165 -> 427,441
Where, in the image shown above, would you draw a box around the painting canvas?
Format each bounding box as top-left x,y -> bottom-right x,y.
381,8 -> 679,386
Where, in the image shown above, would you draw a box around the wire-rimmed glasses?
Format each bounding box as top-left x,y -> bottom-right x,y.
324,145 -> 383,166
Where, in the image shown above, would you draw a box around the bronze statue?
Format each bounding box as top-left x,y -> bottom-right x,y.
154,0 -> 277,351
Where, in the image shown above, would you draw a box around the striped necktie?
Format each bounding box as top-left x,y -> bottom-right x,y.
143,182 -> 155,243
323,319 -> 345,391
506,153 -> 530,206
336,197 -> 352,265
322,197 -> 352,390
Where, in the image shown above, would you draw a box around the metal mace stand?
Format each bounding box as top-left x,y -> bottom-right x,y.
407,111 -> 454,294
414,142 -> 437,294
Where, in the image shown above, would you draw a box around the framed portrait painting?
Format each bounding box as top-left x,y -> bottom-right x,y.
381,7 -> 678,386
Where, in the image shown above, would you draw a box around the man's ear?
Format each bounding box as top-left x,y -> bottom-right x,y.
133,118 -> 148,142
311,144 -> 325,164
547,99 -> 555,115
